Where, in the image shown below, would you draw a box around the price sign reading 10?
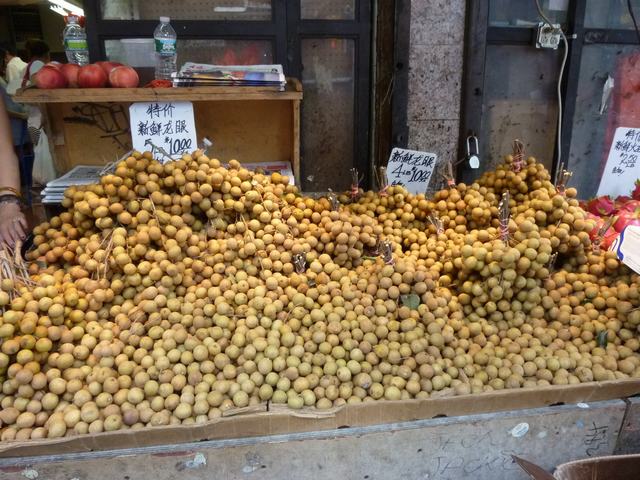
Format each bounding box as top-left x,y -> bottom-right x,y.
386,147 -> 438,195
129,101 -> 198,163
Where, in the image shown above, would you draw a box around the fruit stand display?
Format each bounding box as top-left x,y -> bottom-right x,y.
0,138 -> 639,461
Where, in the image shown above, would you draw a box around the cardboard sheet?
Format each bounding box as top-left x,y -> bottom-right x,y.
1,379 -> 639,459
516,453 -> 640,480
554,454 -> 640,480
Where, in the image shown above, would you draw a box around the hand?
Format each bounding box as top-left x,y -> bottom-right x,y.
0,201 -> 27,247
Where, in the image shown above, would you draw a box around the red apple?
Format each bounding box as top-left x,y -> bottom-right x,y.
109,66 -> 139,88
60,63 -> 81,87
96,61 -> 123,78
46,61 -> 63,70
34,66 -> 68,89
78,64 -> 108,88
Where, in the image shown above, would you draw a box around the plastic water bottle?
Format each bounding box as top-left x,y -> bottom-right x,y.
154,16 -> 177,80
63,15 -> 89,65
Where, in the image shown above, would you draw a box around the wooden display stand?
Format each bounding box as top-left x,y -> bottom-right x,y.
14,79 -> 303,184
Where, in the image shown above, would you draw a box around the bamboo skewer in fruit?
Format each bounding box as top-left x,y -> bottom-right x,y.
512,140 -> 525,173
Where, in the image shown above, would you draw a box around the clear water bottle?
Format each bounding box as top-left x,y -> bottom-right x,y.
154,16 -> 177,80
63,15 -> 89,65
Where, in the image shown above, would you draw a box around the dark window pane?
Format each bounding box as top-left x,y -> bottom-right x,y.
101,0 -> 272,20
301,38 -> 355,191
567,45 -> 640,198
489,0 -> 568,27
301,0 -> 355,20
105,39 -> 273,68
480,45 -> 561,174
585,0 -> 640,29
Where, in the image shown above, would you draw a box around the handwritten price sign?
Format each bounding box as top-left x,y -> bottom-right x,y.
386,147 -> 438,195
129,101 -> 197,163
598,126 -> 640,197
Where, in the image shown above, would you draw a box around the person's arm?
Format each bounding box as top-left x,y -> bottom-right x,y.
4,94 -> 27,120
2,88 -> 27,120
0,95 -> 27,246
7,109 -> 28,121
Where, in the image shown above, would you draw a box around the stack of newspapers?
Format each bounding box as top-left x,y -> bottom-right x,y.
172,63 -> 286,90
41,164 -> 116,204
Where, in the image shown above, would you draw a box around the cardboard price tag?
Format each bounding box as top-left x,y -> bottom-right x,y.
129,101 -> 197,163
386,147 -> 437,195
610,225 -> 640,274
597,127 -> 640,197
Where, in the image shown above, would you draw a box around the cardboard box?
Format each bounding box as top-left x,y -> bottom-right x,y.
554,455 -> 640,480
0,378 -> 639,459
515,454 -> 640,479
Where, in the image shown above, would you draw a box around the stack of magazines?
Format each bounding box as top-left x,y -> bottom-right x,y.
41,164 -> 116,204
172,63 -> 286,90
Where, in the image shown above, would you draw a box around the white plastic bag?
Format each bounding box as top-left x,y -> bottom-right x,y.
32,128 -> 56,186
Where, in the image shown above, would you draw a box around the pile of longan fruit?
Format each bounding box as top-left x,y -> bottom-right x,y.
0,150 -> 637,442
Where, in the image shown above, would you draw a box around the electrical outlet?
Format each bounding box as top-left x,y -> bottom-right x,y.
536,22 -> 561,49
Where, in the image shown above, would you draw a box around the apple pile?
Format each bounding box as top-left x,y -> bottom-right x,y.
33,61 -> 139,90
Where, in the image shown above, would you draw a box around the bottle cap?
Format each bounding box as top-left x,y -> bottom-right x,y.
160,16 -> 170,23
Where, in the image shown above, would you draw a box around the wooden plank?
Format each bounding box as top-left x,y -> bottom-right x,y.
391,0 -> 411,150
56,102 -> 133,171
289,77 -> 303,93
373,0 -> 395,182
14,81 -> 303,104
192,100 -> 293,165
292,99 -> 301,185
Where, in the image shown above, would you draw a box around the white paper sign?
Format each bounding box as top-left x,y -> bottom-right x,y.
129,101 -> 197,163
610,225 -> 640,274
386,148 -> 438,195
597,127 -> 640,197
